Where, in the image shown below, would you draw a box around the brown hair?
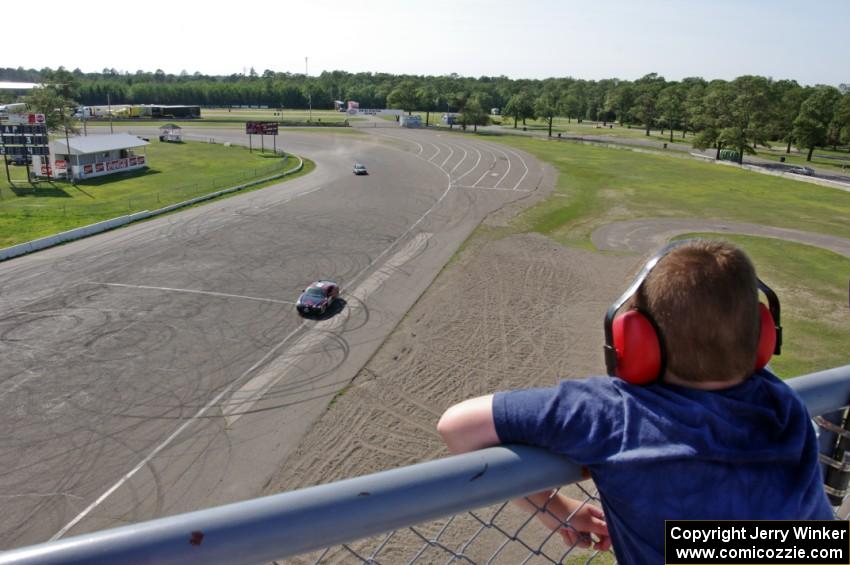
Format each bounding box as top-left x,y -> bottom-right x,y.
632,239 -> 760,383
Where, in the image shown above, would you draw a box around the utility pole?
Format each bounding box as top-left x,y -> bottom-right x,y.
1,137 -> 10,184
63,108 -> 73,181
305,57 -> 312,122
107,92 -> 114,134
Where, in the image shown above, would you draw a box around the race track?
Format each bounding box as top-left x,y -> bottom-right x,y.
0,124 -> 548,548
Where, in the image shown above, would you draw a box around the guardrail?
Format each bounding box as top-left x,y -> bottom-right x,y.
2,365 -> 849,564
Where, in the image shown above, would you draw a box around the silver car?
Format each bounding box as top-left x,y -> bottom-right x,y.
788,166 -> 815,176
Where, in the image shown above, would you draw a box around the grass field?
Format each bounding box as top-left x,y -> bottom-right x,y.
0,140 -> 309,248
752,145 -> 850,172
497,117 -> 850,168
488,135 -> 850,375
679,233 -> 849,377
500,116 -> 692,142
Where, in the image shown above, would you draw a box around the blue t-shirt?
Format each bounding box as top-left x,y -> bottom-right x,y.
492,370 -> 833,564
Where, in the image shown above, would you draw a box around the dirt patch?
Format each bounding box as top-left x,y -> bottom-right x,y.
265,230 -> 637,562
261,174 -> 850,562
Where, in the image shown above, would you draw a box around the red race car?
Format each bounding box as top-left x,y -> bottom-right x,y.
296,280 -> 339,316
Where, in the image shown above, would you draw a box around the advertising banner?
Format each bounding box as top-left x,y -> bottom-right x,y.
106,158 -> 130,171
6,113 -> 46,125
245,121 -> 278,135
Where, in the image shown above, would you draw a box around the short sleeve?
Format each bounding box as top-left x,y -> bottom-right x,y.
492,378 -> 627,465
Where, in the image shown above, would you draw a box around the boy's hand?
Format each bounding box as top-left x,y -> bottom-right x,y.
554,499 -> 611,552
525,493 -> 611,552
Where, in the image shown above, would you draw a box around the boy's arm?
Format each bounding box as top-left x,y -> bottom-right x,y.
437,394 -> 611,551
436,394 -> 499,454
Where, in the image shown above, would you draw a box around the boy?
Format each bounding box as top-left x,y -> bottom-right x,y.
437,239 -> 832,563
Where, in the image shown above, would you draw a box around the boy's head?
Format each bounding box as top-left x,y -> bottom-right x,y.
630,239 -> 760,384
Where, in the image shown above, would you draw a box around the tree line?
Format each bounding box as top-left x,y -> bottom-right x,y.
3,66 -> 849,162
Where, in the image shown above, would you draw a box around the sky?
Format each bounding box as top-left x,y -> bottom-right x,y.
4,0 -> 848,86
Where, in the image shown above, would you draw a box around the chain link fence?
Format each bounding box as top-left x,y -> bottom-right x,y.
304,482 -> 613,565
294,413 -> 850,565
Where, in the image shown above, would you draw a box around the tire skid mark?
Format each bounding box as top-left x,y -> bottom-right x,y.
221,232 -> 433,425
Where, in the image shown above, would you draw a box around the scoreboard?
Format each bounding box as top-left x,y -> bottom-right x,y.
0,114 -> 49,164
0,145 -> 50,156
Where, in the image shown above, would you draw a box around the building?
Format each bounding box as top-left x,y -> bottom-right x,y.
399,114 -> 421,128
159,124 -> 183,142
0,82 -> 38,95
33,133 -> 149,180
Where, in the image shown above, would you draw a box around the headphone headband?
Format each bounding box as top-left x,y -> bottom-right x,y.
604,240 -> 686,376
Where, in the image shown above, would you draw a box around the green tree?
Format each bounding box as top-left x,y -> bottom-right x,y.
460,95 -> 489,133
793,86 -> 841,161
769,80 -> 808,153
836,93 -> 850,150
631,73 -> 666,135
26,68 -> 80,134
415,84 -> 439,126
448,91 -> 469,129
679,77 -> 707,138
657,83 -> 686,142
720,75 -> 772,163
565,81 -> 589,122
24,87 -> 68,132
827,92 -> 850,150
387,79 -> 419,114
692,81 -> 734,159
503,91 -> 535,128
604,82 -> 634,125
534,91 -> 559,137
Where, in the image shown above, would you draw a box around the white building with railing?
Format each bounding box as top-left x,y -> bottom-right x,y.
34,133 -> 149,180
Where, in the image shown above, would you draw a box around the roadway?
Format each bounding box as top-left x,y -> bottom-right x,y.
0,124 -> 548,548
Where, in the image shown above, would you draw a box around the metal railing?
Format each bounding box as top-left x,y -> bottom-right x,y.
2,365 -> 850,565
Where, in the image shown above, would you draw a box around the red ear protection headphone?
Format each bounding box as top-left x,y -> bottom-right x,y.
603,240 -> 782,385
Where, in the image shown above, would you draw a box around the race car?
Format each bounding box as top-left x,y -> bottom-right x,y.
353,163 -> 368,175
296,280 -> 339,316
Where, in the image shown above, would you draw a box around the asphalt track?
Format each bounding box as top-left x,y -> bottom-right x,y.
0,124 -> 547,548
